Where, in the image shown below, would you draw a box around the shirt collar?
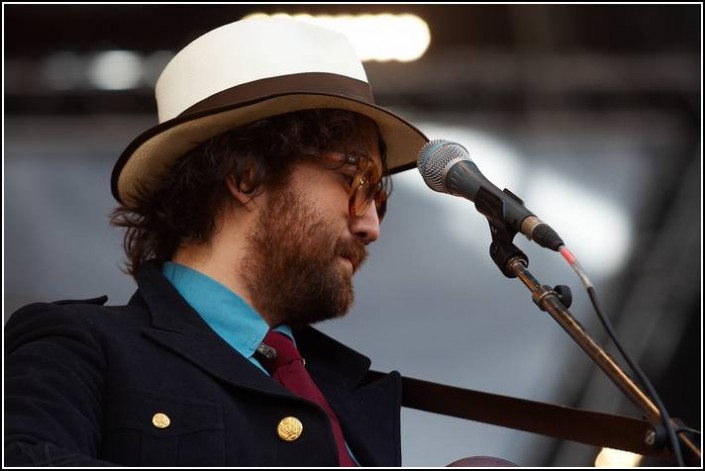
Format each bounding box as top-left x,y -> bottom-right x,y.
162,261 -> 293,360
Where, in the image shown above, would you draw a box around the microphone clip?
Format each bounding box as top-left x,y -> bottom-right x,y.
488,222 -> 528,279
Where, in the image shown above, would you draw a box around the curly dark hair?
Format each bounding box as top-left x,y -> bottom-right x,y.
111,109 -> 389,277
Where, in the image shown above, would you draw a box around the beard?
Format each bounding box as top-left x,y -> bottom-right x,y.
240,185 -> 368,328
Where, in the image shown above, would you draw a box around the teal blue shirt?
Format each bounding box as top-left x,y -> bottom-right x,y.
162,261 -> 293,373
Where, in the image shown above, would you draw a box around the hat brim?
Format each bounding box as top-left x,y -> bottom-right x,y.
112,93 -> 428,207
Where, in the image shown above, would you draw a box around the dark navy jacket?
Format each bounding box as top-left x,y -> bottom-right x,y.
4,263 -> 402,466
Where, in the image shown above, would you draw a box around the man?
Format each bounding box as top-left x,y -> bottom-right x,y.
5,17 -> 427,466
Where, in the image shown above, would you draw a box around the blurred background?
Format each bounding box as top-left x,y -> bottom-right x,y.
4,4 -> 701,467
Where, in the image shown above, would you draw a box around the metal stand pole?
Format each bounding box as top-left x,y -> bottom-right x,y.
505,256 -> 701,464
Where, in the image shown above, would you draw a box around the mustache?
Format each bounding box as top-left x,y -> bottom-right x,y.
335,237 -> 368,272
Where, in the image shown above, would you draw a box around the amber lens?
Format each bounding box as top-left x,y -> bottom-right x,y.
350,164 -> 386,220
374,188 -> 387,220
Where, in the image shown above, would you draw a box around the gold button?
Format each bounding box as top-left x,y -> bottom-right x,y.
277,416 -> 303,441
152,413 -> 171,429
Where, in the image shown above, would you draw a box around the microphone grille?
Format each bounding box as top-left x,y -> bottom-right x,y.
417,139 -> 469,192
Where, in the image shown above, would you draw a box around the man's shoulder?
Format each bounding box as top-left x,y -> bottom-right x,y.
5,294 -> 148,347
7,293 -> 145,319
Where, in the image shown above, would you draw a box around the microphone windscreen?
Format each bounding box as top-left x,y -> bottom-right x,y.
417,139 -> 469,192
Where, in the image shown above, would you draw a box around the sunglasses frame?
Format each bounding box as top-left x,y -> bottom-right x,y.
306,151 -> 388,221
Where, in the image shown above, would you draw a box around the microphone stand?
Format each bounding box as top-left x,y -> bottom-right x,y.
488,225 -> 701,465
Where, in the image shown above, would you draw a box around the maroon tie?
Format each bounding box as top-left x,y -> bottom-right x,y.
258,330 -> 356,467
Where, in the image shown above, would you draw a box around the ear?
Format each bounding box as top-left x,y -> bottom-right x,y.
226,174 -> 258,207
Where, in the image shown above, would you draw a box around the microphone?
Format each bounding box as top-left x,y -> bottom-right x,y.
417,139 -> 563,251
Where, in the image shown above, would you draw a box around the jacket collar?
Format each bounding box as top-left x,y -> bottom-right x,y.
133,261 -> 374,392
133,261 -> 283,396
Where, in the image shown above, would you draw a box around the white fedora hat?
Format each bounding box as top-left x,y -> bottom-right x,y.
111,17 -> 428,207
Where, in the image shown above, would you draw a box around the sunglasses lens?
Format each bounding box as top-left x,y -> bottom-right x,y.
375,190 -> 387,220
351,176 -> 371,217
350,166 -> 386,221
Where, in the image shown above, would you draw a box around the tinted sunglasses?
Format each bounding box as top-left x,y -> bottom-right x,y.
308,151 -> 388,221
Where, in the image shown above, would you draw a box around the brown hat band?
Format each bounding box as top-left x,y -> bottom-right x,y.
180,72 -> 375,118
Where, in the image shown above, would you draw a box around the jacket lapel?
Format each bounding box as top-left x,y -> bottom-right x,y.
134,262 -> 286,397
326,372 -> 402,466
297,328 -> 402,466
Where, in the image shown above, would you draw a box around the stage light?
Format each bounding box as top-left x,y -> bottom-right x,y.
246,13 -> 431,62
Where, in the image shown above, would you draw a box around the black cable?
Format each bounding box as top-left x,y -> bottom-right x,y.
560,246 -> 690,465
586,286 -> 686,466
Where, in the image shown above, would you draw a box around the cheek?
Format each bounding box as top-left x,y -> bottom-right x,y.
326,192 -> 349,217
292,164 -> 351,220
311,183 -> 350,219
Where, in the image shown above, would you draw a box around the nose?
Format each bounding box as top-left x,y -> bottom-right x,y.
349,204 -> 380,244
